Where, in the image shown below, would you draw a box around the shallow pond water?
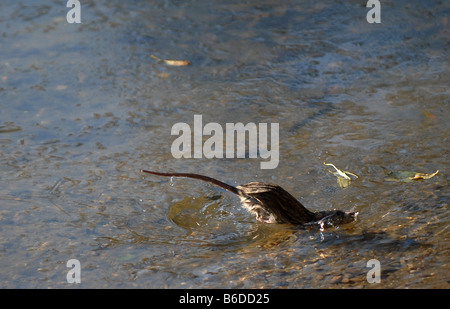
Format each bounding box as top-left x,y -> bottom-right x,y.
0,0 -> 448,288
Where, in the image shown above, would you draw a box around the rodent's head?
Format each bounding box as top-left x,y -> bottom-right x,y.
336,210 -> 359,225
318,210 -> 358,230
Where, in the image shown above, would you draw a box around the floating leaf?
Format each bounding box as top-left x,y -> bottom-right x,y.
151,54 -> 190,66
409,170 -> 439,180
324,162 -> 358,188
385,170 -> 439,182
324,162 -> 358,180
163,59 -> 191,66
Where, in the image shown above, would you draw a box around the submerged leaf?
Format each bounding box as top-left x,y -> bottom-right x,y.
151,54 -> 190,66
384,171 -> 416,182
337,176 -> 352,188
423,109 -> 437,120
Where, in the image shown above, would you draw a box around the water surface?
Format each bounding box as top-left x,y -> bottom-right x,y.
0,0 -> 448,288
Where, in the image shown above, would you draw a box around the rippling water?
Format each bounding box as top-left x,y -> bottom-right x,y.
0,0 -> 448,288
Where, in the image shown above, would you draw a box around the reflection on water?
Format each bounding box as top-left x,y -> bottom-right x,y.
0,0 -> 448,288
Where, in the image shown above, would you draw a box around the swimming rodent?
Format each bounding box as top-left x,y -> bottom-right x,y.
141,170 -> 358,228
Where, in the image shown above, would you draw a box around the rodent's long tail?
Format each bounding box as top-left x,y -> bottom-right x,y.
141,170 -> 240,195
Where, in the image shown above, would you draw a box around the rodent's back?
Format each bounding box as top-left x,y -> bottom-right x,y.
237,182 -> 316,224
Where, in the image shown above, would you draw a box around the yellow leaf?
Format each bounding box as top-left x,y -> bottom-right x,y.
163,59 -> 190,66
151,54 -> 190,66
324,162 -> 358,180
409,170 -> 439,180
385,170 -> 439,182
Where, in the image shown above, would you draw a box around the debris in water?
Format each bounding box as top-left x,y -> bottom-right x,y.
151,54 -> 190,66
409,170 -> 439,180
385,170 -> 439,182
324,162 -> 358,188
